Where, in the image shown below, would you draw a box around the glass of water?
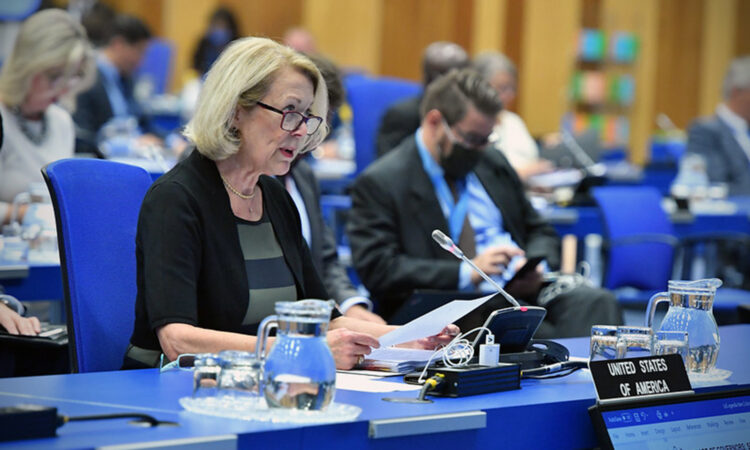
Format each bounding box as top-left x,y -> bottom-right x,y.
590,325 -> 619,361
616,326 -> 653,359
652,330 -> 689,368
217,350 -> 262,400
192,353 -> 222,398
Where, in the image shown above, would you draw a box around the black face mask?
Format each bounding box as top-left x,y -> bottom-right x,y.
440,141 -> 483,180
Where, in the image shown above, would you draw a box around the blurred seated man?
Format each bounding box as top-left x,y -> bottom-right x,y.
283,27 -> 318,55
473,51 -> 555,182
284,53 -> 385,324
686,55 -> 750,196
348,69 -> 622,338
73,13 -> 152,155
375,41 -> 469,158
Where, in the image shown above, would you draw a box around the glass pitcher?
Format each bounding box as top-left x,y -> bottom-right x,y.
256,299 -> 336,411
646,278 -> 722,373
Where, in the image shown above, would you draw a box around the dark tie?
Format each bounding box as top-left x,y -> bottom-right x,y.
446,178 -> 476,259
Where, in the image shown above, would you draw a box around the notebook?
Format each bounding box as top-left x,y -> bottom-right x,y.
588,386 -> 750,450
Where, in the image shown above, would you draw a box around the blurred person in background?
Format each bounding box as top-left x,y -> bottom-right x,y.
73,13 -> 152,155
473,51 -> 555,182
284,53 -> 386,324
283,27 -> 318,55
192,7 -> 240,77
686,55 -> 750,196
376,41 -> 470,158
181,7 -> 241,120
80,2 -> 117,49
0,8 -> 95,225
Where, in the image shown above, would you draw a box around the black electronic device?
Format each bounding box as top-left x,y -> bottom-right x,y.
588,386 -> 750,450
404,363 -> 521,397
471,305 -> 547,354
0,323 -> 68,347
504,256 -> 545,288
498,339 -> 570,370
0,404 -> 58,441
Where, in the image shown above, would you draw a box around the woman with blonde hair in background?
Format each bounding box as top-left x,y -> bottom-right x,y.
0,8 -> 95,226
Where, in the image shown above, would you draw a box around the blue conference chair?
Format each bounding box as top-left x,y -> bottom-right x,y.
344,75 -> 421,175
592,186 -> 750,324
135,38 -> 175,96
43,159 -> 152,372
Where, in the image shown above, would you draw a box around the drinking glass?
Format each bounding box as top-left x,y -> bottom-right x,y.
616,326 -> 653,359
192,353 -> 222,398
217,350 -> 262,400
652,330 -> 689,369
590,325 -> 618,361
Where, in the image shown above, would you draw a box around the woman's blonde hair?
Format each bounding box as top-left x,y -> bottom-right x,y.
0,9 -> 95,110
183,36 -> 329,160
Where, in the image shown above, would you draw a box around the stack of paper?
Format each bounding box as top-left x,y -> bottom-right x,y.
355,294 -> 495,373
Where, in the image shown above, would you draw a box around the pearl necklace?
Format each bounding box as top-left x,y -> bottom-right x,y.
220,173 -> 257,200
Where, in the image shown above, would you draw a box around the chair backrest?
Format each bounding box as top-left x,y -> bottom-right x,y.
592,186 -> 675,291
344,75 -> 421,175
43,159 -> 152,373
135,38 -> 175,96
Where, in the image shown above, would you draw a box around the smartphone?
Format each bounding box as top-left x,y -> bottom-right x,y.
505,256 -> 544,287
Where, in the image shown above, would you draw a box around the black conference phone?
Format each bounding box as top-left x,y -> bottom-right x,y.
471,305 -> 569,369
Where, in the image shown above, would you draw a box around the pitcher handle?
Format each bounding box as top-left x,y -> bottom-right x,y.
256,314 -> 278,360
646,291 -> 669,328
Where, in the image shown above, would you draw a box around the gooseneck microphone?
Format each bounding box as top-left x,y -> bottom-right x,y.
431,229 -> 520,308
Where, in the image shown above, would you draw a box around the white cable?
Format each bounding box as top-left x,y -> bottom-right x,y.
417,326 -> 494,384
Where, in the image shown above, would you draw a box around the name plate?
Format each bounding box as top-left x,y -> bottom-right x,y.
589,354 -> 691,401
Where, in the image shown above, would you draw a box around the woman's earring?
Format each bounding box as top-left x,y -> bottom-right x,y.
229,126 -> 240,138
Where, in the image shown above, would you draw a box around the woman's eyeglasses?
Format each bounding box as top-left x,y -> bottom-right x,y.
256,101 -> 323,135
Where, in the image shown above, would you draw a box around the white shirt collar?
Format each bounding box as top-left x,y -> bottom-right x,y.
716,103 -> 748,133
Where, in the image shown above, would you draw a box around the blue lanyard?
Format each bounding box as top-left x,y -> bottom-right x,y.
415,129 -> 470,242
433,174 -> 470,242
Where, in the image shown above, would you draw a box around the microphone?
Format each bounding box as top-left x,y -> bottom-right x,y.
431,229 -> 520,308
559,128 -> 606,177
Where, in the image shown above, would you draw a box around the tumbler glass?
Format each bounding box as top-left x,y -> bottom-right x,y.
192,353 -> 222,398
589,325 -> 618,361
616,326 -> 653,359
217,350 -> 262,400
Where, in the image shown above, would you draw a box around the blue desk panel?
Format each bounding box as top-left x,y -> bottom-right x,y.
1,325 -> 748,449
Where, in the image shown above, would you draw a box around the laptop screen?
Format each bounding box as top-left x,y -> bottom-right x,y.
590,387 -> 750,450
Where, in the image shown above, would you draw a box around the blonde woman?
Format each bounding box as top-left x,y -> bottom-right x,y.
0,9 -> 95,225
124,37 -> 456,371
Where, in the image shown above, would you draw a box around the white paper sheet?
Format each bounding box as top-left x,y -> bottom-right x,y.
335,373 -> 421,392
377,293 -> 495,348
366,347 -> 442,362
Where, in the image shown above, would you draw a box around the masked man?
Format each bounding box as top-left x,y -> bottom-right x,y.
347,69 -> 622,337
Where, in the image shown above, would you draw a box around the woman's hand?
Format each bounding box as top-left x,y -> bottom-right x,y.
326,328 -> 380,370
398,324 -> 460,350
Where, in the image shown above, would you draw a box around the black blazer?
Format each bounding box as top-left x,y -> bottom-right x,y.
129,150 -> 329,351
686,115 -> 750,196
375,95 -> 422,158
347,136 -> 560,318
288,159 -> 359,303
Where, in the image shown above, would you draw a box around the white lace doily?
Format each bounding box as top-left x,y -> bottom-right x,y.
179,395 -> 361,424
688,368 -> 733,386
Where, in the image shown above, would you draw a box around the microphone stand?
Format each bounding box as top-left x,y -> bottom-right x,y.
431,230 -> 520,308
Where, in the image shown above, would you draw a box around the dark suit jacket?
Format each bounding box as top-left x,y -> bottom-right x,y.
375,95 -> 422,158
73,67 -> 143,155
73,68 -> 113,154
686,115 -> 750,196
288,160 -> 360,304
347,135 -> 560,318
